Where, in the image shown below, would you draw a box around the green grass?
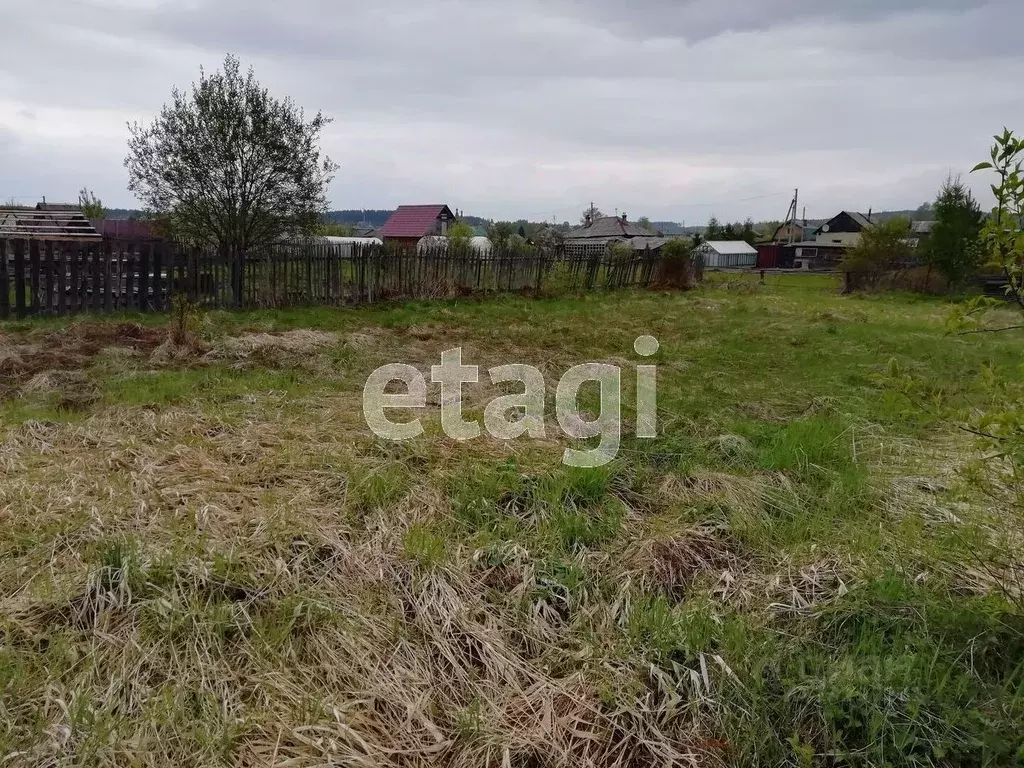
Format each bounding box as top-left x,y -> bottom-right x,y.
1,277 -> 1022,767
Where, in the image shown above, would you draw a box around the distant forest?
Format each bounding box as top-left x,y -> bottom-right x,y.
101,206 -> 934,235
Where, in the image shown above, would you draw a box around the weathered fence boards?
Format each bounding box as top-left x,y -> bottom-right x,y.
0,239 -> 665,318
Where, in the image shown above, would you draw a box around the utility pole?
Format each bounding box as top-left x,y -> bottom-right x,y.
782,189 -> 799,245
790,188 -> 798,243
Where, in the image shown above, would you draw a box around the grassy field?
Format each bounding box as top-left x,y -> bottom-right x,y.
1,273 -> 1023,766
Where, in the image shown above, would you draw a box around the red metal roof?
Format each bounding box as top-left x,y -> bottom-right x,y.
90,219 -> 161,240
379,205 -> 453,238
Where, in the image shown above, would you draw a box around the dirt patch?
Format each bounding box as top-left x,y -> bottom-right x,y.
0,323 -> 166,399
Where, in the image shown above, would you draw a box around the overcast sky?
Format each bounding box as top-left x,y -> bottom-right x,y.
2,0 -> 1022,223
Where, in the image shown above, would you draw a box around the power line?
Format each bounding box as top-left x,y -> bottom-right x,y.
677,190 -> 792,209
511,190 -> 794,222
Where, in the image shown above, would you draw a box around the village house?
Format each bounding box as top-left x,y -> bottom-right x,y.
379,204 -> 456,249
785,211 -> 877,270
770,221 -> 810,244
810,211 -> 876,247
564,213 -> 667,253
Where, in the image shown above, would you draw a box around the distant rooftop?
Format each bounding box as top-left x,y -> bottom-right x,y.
566,215 -> 657,240
380,204 -> 454,239
0,204 -> 100,239
697,240 -> 758,256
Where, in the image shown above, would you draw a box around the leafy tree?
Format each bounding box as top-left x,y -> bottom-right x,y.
78,188 -> 105,219
636,216 -> 653,232
705,216 -> 723,240
487,221 -> 515,250
842,217 -> 913,288
971,128 -> 1024,308
740,218 -> 758,245
447,220 -> 474,252
318,222 -> 355,237
608,241 -> 634,261
923,174 -> 984,288
532,227 -> 564,250
581,207 -> 604,226
125,54 -> 338,254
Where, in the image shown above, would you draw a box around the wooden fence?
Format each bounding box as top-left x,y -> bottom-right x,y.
0,239 -> 666,318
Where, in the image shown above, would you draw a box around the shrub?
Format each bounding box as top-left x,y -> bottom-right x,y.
842,218 -> 914,290
656,238 -> 699,289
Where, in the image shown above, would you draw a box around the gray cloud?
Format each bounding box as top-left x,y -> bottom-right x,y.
1,0 -> 1022,222
555,0 -> 1001,41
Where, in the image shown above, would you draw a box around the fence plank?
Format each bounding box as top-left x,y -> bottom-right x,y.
0,240 -> 8,319
29,240 -> 41,314
102,241 -> 113,312
13,240 -> 26,318
68,242 -> 80,313
138,243 -> 150,311
87,242 -> 99,312
151,243 -> 164,311
123,244 -> 136,310
43,241 -> 55,314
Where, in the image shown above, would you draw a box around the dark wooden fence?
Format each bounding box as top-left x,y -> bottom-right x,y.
0,239 -> 666,318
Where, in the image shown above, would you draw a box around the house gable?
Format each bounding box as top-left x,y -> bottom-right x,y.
380,205 -> 455,239
814,211 -> 873,236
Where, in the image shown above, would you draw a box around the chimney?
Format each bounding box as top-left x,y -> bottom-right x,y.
584,213 -> 592,227
621,213 -> 628,223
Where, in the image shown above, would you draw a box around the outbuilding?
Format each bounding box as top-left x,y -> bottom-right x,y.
694,240 -> 758,268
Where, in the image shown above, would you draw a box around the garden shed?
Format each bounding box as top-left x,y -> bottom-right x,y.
694,240 -> 758,268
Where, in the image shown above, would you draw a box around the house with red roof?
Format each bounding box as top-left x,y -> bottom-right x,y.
379,204 -> 456,249
90,219 -> 165,242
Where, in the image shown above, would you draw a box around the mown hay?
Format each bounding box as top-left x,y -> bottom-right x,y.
21,370 -> 100,411
203,330 -> 338,367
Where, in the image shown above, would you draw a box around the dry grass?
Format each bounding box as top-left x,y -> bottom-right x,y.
2,284 -> 1023,766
